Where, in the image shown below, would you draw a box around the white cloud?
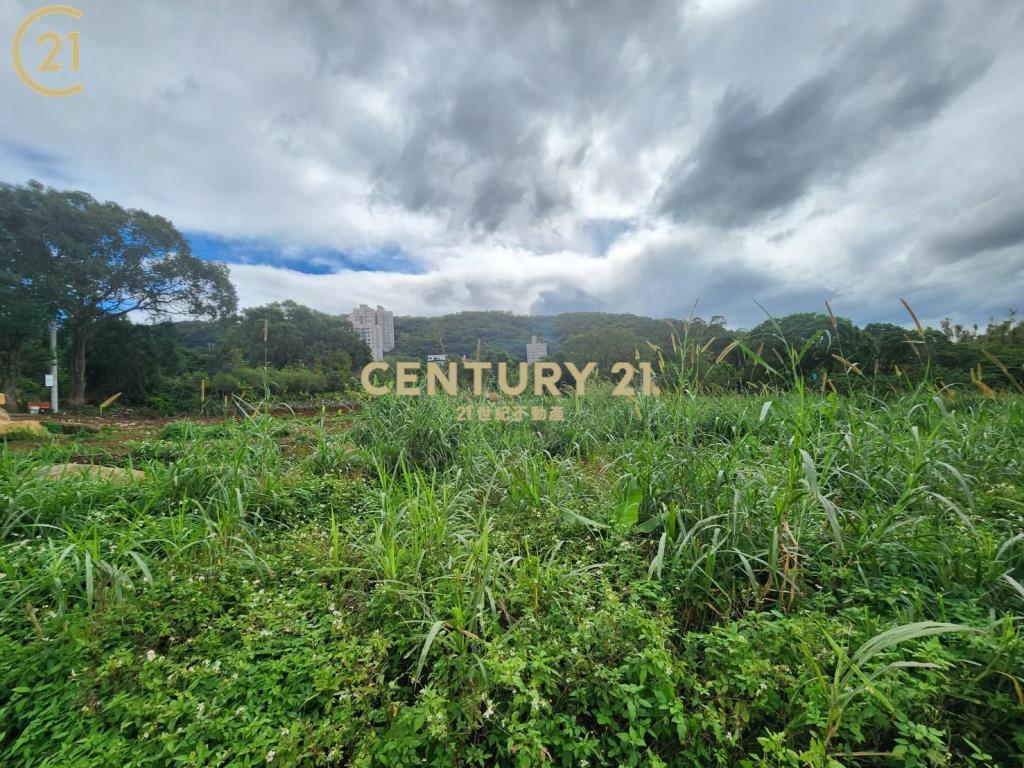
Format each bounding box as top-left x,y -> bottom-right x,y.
3,0 -> 1022,326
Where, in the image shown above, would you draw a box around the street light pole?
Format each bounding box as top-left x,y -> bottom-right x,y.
49,321 -> 59,414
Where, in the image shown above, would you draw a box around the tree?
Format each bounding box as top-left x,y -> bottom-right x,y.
0,181 -> 51,408
221,301 -> 371,371
748,313 -> 876,376
85,319 -> 186,404
560,328 -> 652,377
863,323 -> 920,372
19,182 -> 236,407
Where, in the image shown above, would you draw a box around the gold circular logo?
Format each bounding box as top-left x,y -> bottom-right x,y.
12,5 -> 83,97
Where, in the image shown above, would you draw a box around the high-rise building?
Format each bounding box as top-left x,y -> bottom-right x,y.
348,304 -> 395,361
525,334 -> 547,363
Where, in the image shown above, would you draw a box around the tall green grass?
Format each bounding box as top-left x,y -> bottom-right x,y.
1,380 -> 1022,766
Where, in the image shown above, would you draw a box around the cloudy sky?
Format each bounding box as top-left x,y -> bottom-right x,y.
2,0 -> 1023,327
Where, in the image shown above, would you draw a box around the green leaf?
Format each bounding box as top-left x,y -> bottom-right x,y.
612,482 -> 643,528
415,620 -> 444,680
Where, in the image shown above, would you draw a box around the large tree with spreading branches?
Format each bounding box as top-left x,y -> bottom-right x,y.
0,181 -> 237,408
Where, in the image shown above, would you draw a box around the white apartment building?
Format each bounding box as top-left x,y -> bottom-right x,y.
349,304 -> 395,361
525,335 -> 548,363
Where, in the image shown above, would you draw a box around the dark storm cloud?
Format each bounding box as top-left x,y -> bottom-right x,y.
656,2 -> 992,228
467,175 -> 527,232
599,240 -> 837,328
369,0 -> 690,233
929,205 -> 1024,263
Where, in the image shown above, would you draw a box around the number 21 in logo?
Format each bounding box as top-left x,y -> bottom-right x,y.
12,5 -> 84,97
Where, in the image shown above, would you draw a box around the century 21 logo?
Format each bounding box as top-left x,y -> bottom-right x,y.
12,5 -> 83,97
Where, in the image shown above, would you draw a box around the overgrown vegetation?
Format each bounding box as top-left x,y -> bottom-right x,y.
2,371 -> 1022,765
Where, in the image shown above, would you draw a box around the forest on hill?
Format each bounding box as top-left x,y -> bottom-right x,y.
391,311 -> 683,359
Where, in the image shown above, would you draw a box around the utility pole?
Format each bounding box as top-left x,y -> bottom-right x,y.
49,321 -> 59,414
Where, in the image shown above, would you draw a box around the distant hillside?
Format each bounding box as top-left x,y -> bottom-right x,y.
163,310 -> 684,362
393,310 -> 681,360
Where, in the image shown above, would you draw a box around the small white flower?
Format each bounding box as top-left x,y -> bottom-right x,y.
265,750 -> 276,763
145,650 -> 157,662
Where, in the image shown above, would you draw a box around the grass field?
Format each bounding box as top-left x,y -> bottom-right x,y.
1,388 -> 1023,767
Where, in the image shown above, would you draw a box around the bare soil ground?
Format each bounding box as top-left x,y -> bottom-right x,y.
1,410 -> 353,458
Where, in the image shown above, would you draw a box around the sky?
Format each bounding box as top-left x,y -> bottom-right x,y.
2,0 -> 1023,328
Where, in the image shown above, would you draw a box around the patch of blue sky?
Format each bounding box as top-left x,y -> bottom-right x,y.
186,232 -> 423,275
580,218 -> 635,255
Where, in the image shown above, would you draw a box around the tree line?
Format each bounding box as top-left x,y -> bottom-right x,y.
390,310 -> 1024,395
3,180 -> 1022,411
